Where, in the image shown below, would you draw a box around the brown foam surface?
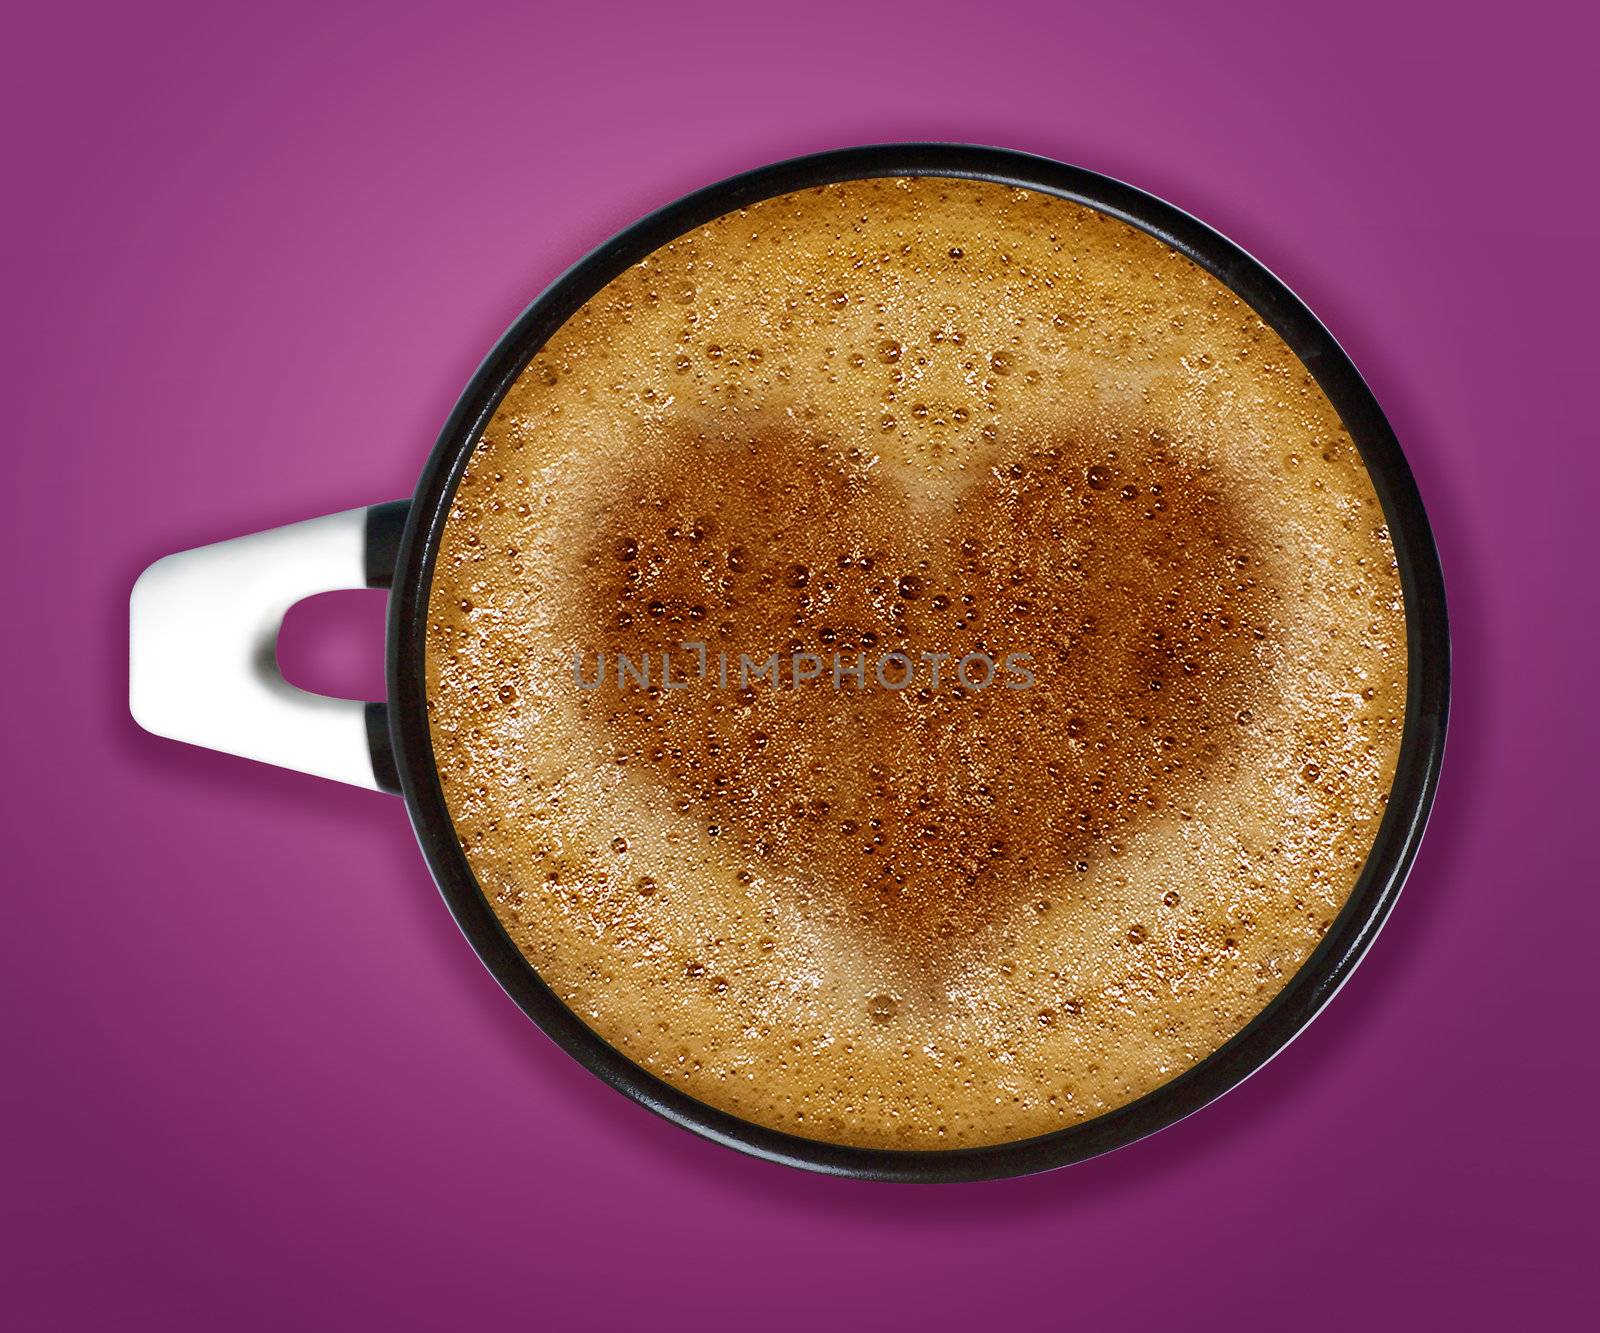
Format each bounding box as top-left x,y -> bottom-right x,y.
425,177 -> 1407,1150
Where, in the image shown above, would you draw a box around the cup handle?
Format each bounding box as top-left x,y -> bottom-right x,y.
129,502 -> 409,792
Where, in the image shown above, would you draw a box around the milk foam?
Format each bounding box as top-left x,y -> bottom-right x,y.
426,178 -> 1407,1149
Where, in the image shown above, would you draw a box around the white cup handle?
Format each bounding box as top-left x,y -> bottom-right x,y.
129,503 -> 408,791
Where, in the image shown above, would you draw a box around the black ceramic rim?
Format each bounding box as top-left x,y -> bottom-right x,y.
384,143 -> 1450,1182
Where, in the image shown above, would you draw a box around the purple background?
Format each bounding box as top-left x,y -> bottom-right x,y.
4,2 -> 1595,1328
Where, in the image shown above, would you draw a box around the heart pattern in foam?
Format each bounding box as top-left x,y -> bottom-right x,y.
562,414 -> 1272,964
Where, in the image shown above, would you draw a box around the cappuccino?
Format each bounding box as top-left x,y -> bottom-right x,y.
425,177 -> 1406,1149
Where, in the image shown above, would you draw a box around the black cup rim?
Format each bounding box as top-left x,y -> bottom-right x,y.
384,143 -> 1450,1182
